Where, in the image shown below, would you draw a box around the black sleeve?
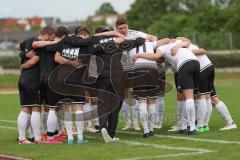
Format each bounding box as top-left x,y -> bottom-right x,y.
92,35 -> 115,45
45,41 -> 63,53
19,39 -> 28,51
90,46 -> 104,55
132,37 -> 145,48
63,35 -> 93,46
18,51 -> 26,60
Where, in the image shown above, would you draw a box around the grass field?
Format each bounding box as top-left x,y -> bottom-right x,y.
0,73 -> 240,160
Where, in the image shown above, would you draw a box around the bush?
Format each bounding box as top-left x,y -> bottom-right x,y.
208,53 -> 240,68
0,56 -> 20,69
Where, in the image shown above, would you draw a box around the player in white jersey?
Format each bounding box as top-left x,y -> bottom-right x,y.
115,17 -> 157,41
133,40 -> 200,135
128,40 -> 168,137
181,38 -> 237,131
115,17 -> 166,130
187,43 -> 214,133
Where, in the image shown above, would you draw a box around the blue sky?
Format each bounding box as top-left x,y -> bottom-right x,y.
0,0 -> 135,21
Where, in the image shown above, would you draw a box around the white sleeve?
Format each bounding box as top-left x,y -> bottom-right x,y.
128,30 -> 148,39
188,44 -> 199,51
152,41 -> 158,49
156,46 -> 166,56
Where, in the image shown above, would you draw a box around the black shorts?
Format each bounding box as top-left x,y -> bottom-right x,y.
58,96 -> 85,105
210,85 -> 217,98
127,67 -> 162,98
18,75 -> 41,107
176,60 -> 200,93
40,76 -> 63,107
198,65 -> 215,95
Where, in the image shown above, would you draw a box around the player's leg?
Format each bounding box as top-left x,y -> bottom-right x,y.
147,97 -> 157,136
139,97 -> 150,138
75,103 -> 87,144
121,89 -> 133,130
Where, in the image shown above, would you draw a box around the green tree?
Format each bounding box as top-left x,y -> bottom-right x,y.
95,2 -> 117,15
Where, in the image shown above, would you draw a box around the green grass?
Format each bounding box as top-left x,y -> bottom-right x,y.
0,73 -> 240,160
0,74 -> 19,88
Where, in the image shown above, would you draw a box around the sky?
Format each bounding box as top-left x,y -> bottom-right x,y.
0,0 -> 136,21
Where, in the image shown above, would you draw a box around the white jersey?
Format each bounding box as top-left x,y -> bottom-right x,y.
188,44 -> 212,71
126,29 -> 148,40
157,42 -> 198,71
129,41 -> 158,69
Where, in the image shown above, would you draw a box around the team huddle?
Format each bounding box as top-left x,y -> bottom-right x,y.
16,17 -> 237,144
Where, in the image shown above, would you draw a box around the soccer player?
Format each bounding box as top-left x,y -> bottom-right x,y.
179,37 -> 237,131
32,26 -> 66,144
16,27 -> 60,143
128,39 -> 170,137
16,41 -> 40,144
115,17 -> 165,130
132,40 -> 200,135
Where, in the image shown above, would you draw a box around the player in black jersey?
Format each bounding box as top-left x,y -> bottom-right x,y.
16,27 -> 60,144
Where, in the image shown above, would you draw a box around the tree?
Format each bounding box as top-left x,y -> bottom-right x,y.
127,0 -> 186,31
95,2 -> 117,15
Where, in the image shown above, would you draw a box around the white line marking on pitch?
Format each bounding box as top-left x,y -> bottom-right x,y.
0,154 -> 29,160
86,135 -> 214,160
0,119 -> 16,123
0,126 -> 17,130
1,118 -> 240,145
1,126 -> 214,160
119,131 -> 240,145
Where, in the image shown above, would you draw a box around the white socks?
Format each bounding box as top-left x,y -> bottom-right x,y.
177,101 -> 187,130
215,101 -> 233,125
17,111 -> 30,140
195,99 -> 207,128
64,111 -> 73,140
76,110 -> 84,140
139,102 -> 149,134
133,100 -> 139,125
84,103 -> 92,127
31,111 -> 41,141
47,110 -> 57,139
91,104 -> 99,126
148,103 -> 156,132
185,99 -> 196,131
41,111 -> 48,134
122,99 -> 132,124
155,96 -> 164,125
57,110 -> 64,132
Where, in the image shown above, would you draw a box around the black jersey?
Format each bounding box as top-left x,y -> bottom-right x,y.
19,37 -> 40,78
36,45 -> 59,78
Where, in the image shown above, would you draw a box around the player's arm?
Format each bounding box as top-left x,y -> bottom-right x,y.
132,50 -> 163,62
54,52 -> 85,68
64,35 -> 93,46
21,56 -> 39,70
171,40 -> 191,56
95,31 -> 126,38
146,34 -> 158,42
191,48 -> 207,55
157,38 -> 171,47
32,39 -> 62,49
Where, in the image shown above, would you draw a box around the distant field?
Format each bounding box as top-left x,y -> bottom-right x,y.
0,72 -> 240,160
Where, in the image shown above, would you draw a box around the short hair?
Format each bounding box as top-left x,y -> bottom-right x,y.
39,26 -> 55,36
75,26 -> 90,36
74,26 -> 82,35
55,26 -> 69,38
94,26 -> 113,34
116,17 -> 128,27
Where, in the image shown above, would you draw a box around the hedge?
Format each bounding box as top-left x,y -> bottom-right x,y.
0,56 -> 20,69
208,53 -> 240,68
